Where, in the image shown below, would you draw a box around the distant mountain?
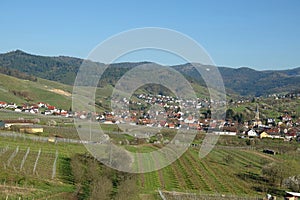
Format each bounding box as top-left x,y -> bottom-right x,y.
173,64 -> 300,96
219,66 -> 300,96
0,50 -> 299,97
0,50 -> 82,85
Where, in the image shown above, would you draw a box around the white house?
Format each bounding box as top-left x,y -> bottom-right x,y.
213,131 -> 237,136
246,129 -> 258,137
0,102 -> 7,108
14,108 -> 22,112
285,191 -> 300,200
6,103 -> 17,109
37,102 -> 46,108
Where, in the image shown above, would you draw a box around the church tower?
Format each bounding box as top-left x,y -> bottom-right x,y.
255,104 -> 260,121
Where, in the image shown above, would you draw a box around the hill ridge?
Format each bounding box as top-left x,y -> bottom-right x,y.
0,50 -> 299,96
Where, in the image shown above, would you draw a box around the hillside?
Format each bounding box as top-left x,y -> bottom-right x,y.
0,50 -> 299,97
0,73 -> 72,110
219,67 -> 300,96
0,50 -> 82,85
0,132 -> 299,199
173,64 -> 300,96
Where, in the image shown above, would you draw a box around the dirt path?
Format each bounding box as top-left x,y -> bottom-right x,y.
0,184 -> 38,196
242,149 -> 276,161
48,88 -> 71,97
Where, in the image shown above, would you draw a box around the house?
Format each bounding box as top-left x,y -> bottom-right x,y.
168,123 -> 175,129
19,125 -> 43,134
266,118 -> 276,126
268,132 -> 283,139
0,101 -> 7,108
14,108 -> 22,112
47,105 -> 56,111
295,119 -> 300,126
37,102 -> 46,108
260,131 -> 271,139
265,128 -> 280,135
213,131 -> 237,136
48,137 -> 56,143
60,110 -> 68,116
246,129 -> 258,137
222,126 -> 237,133
6,103 -> 17,109
3,120 -> 34,128
282,114 -> 293,123
285,191 -> 300,200
285,129 -> 298,140
44,110 -> 53,115
103,120 -> 114,124
184,115 -> 196,124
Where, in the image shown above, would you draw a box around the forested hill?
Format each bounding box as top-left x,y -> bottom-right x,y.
173,64 -> 300,96
0,50 -> 299,97
0,50 -> 82,85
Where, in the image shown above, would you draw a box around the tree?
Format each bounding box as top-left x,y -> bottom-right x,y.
262,161 -> 295,187
284,175 -> 300,192
234,113 -> 244,124
89,176 -> 112,200
206,109 -> 211,118
223,154 -> 235,165
114,176 -> 139,200
225,109 -> 234,120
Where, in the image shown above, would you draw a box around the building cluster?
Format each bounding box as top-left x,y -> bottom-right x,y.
0,94 -> 299,141
223,105 -> 300,141
104,94 -> 225,129
0,101 -> 71,116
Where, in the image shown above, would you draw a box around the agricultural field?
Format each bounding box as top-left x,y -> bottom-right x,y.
0,130 -> 299,199
0,137 -> 86,199
134,146 -> 272,197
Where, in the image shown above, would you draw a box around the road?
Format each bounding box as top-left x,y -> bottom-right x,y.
0,131 -> 88,144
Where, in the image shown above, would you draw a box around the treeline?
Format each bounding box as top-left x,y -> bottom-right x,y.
0,50 -> 81,85
9,90 -> 33,101
225,108 -> 245,123
0,66 -> 37,81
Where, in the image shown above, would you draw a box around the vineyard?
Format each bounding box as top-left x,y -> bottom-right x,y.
0,134 -> 298,199
0,137 -> 85,199
135,145 -> 276,198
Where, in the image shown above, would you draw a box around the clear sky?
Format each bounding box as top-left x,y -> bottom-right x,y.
0,0 -> 299,70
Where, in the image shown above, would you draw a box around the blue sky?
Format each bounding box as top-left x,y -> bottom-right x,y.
0,0 -> 299,70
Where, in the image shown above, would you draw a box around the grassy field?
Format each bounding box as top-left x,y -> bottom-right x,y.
0,73 -> 73,110
0,73 -> 116,112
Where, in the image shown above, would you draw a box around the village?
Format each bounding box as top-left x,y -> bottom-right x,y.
0,93 -> 299,143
